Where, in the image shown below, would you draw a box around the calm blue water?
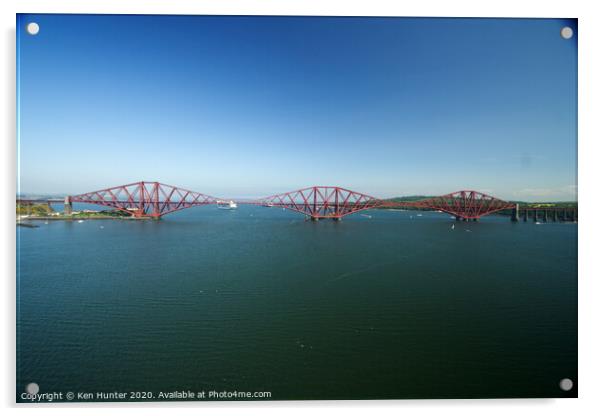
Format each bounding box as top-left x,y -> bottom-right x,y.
17,206 -> 577,400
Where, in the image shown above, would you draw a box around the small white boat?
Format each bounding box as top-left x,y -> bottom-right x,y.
451,224 -> 455,230
77,220 -> 84,223
217,200 -> 237,210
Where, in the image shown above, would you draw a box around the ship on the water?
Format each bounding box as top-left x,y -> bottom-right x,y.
217,200 -> 238,210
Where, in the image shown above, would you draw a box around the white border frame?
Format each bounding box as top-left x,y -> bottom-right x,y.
3,1 -> 600,415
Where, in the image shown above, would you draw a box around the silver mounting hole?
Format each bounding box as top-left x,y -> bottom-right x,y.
559,378 -> 573,391
560,27 -> 573,40
26,22 -> 40,36
25,382 -> 39,395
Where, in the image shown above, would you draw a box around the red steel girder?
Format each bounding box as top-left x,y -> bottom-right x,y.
69,181 -> 218,218
68,182 -> 515,220
410,190 -> 515,219
258,186 -> 383,219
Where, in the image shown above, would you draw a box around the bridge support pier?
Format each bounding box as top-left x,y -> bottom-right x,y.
553,210 -> 559,222
311,216 -> 319,221
533,209 -> 538,223
332,217 -> 341,221
543,210 -> 548,222
512,203 -> 519,222
523,210 -> 528,222
455,216 -> 461,221
64,196 -> 72,215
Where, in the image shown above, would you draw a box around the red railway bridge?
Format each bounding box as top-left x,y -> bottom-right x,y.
41,181 -> 522,221
257,187 -> 515,221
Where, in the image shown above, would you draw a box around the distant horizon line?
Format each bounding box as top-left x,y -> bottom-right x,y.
15,191 -> 578,204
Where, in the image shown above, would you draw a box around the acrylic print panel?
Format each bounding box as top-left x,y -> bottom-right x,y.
16,14 -> 577,402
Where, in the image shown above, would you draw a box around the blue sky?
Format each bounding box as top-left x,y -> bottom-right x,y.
17,15 -> 577,201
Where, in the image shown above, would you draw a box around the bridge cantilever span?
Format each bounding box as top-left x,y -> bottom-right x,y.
406,190 -> 515,220
257,186 -> 383,220
68,181 -> 219,218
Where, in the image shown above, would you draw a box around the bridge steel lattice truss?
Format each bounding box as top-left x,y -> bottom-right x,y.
69,181 -> 218,218
66,181 -> 516,220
